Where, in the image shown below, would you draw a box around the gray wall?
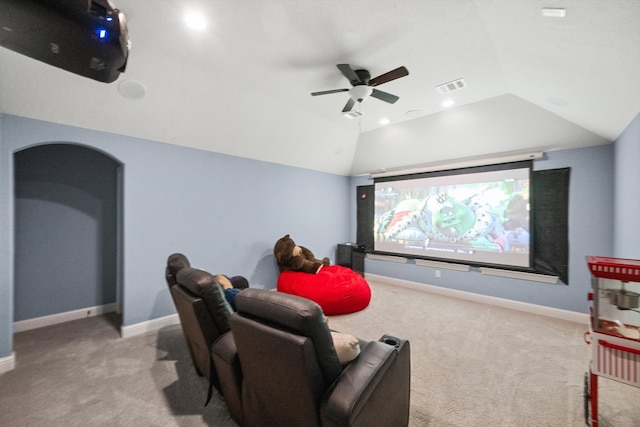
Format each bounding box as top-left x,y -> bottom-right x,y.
14,144 -> 119,321
614,113 -> 640,259
0,114 -> 351,359
350,144 -> 616,314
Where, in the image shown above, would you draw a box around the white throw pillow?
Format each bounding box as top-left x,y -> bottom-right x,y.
330,331 -> 360,365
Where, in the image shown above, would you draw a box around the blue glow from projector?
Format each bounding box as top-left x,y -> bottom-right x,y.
97,28 -> 108,39
106,16 -> 113,22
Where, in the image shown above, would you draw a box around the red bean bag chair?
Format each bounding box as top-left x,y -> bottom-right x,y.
277,265 -> 371,315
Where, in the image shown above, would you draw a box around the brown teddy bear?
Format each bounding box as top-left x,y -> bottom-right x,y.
273,234 -> 330,274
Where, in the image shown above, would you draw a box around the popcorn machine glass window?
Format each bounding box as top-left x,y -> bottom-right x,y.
589,256 -> 640,340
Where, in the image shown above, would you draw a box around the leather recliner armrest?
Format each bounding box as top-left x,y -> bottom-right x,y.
320,337 -> 411,427
212,331 -> 243,425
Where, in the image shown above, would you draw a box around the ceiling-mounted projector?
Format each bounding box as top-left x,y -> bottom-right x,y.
0,0 -> 129,83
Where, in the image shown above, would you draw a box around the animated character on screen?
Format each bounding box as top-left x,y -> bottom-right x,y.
274,234 -> 330,274
427,193 -> 503,250
501,192 -> 530,250
374,192 -> 507,251
374,198 -> 432,242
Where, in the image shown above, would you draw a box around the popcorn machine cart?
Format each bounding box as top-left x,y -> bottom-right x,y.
584,256 -> 640,426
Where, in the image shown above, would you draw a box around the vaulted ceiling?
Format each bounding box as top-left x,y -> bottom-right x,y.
1,0 -> 639,175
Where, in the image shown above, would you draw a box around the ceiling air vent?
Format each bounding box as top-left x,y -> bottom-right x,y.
435,78 -> 467,94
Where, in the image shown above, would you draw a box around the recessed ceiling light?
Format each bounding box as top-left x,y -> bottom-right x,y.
379,118 -> 390,125
185,11 -> 207,30
441,99 -> 455,108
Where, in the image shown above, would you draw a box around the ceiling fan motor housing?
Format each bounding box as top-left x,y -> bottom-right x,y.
354,69 -> 371,84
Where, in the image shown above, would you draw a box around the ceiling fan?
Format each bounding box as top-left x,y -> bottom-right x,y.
311,64 -> 409,113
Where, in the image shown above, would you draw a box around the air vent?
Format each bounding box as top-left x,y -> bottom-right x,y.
435,78 -> 467,94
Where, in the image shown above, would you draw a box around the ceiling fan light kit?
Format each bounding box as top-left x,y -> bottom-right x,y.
349,85 -> 373,103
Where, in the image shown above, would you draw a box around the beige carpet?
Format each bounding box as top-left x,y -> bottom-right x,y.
328,280 -> 640,427
1,279 -> 639,426
0,313 -> 237,427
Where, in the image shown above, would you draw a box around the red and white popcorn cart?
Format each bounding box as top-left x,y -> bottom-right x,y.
584,256 -> 640,426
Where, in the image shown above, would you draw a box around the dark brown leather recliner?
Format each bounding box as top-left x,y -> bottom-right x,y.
171,266 -> 235,404
214,288 -> 411,427
165,253 -> 249,414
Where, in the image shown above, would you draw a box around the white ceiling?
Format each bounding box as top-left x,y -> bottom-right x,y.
1,0 -> 639,175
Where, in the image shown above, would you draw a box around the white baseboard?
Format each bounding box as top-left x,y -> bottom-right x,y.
366,273 -> 588,324
13,303 -> 119,333
120,313 -> 179,339
0,352 -> 16,374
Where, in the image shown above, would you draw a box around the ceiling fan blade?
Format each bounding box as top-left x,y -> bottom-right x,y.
371,89 -> 399,104
342,98 -> 355,113
337,64 -> 361,86
311,88 -> 349,96
370,66 -> 409,87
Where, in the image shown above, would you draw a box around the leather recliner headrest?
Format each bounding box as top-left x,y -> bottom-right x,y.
234,288 -> 342,383
176,267 -> 233,332
166,253 -> 191,287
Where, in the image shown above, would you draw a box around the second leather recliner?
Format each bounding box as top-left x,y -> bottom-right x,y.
213,288 -> 411,427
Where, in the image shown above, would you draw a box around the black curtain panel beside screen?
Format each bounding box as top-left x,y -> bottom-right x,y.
532,167 -> 570,284
356,185 -> 374,253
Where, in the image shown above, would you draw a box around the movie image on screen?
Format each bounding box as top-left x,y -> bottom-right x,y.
373,162 -> 532,269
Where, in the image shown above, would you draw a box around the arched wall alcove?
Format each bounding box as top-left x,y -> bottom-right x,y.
13,143 -> 122,328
